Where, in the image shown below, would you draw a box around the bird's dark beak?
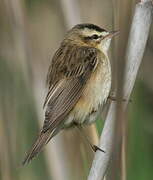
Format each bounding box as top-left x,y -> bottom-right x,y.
104,30 -> 120,39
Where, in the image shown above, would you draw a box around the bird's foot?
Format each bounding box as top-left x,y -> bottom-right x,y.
108,95 -> 132,103
91,145 -> 105,153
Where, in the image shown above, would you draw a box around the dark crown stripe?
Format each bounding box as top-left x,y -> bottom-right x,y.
74,23 -> 106,32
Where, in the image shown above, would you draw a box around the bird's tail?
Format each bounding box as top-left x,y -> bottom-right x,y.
22,131 -> 51,165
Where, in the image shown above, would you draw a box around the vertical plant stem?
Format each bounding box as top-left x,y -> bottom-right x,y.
88,1 -> 153,180
59,0 -> 81,28
121,116 -> 127,180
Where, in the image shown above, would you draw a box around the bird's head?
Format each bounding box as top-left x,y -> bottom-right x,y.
64,23 -> 119,53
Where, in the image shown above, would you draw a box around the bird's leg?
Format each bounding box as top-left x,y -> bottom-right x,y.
75,124 -> 105,153
108,95 -> 117,101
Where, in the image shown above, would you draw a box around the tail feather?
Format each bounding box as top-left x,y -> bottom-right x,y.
22,131 -> 51,165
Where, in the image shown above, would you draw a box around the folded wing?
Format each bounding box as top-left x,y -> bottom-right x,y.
43,45 -> 99,132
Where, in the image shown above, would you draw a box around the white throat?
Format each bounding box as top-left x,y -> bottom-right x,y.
99,38 -> 111,54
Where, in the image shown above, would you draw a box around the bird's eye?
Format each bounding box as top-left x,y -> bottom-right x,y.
92,34 -> 99,39
84,34 -> 100,41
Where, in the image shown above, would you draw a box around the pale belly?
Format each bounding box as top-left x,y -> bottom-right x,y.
65,59 -> 111,126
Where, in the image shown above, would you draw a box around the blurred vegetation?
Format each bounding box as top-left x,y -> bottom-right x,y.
128,81 -> 153,180
0,0 -> 153,180
0,58 -> 50,180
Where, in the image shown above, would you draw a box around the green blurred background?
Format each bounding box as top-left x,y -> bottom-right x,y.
0,0 -> 153,180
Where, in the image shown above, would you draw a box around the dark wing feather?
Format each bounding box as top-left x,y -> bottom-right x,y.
43,44 -> 99,133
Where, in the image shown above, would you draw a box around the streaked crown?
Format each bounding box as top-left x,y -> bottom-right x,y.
74,23 -> 108,40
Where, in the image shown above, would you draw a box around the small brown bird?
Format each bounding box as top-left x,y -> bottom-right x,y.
23,23 -> 119,165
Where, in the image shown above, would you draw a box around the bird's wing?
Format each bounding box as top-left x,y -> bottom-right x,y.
42,44 -> 99,133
